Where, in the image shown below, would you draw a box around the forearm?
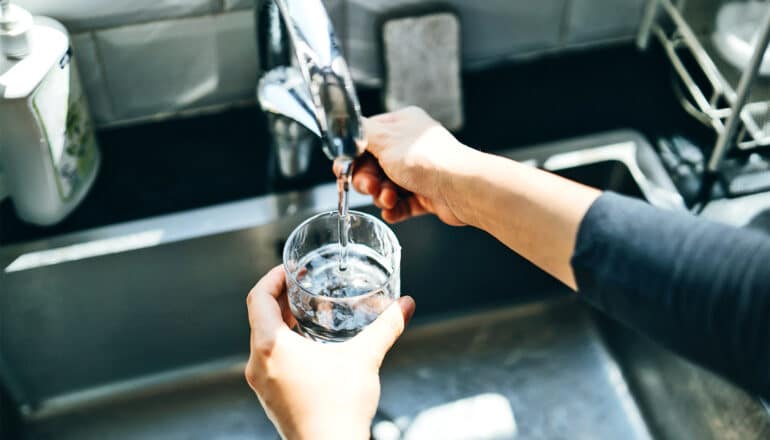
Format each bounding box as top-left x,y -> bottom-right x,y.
444,148 -> 600,289
573,193 -> 770,396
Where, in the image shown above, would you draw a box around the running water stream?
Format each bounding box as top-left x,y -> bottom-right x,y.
336,158 -> 353,271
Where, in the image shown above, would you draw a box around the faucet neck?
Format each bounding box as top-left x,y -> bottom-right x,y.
256,0 -> 366,161
255,0 -> 291,72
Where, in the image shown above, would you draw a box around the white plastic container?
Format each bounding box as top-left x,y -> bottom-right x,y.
0,1 -> 100,226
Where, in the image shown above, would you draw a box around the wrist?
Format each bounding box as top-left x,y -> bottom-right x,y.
289,416 -> 370,440
439,144 -> 487,227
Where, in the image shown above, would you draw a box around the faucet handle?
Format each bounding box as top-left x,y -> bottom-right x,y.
258,67 -> 318,178
258,66 -> 320,138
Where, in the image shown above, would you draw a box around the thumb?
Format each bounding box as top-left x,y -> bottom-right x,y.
351,296 -> 415,365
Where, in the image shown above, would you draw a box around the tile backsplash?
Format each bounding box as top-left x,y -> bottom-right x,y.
17,0 -> 219,32
15,0 -> 645,127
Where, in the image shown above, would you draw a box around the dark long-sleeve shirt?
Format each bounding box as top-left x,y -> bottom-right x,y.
572,192 -> 770,397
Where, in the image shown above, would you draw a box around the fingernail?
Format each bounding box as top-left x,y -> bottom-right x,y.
398,296 -> 416,323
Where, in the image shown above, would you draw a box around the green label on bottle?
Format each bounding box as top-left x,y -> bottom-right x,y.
32,49 -> 99,201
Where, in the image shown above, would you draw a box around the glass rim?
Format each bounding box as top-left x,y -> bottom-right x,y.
282,209 -> 401,300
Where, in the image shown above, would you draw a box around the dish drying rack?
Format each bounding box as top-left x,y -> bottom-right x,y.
637,0 -> 770,175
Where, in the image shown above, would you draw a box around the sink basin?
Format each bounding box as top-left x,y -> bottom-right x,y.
23,299 -> 650,440
1,130 -> 767,438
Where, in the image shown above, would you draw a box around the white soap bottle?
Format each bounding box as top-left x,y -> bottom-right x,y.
0,0 -> 100,226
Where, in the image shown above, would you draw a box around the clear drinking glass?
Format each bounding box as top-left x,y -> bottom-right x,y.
283,210 -> 401,342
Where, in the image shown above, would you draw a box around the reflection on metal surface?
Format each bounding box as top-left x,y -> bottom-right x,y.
21,299 -> 653,439
4,230 -> 164,273
22,356 -> 247,421
402,393 -> 517,440
701,191 -> 770,229
377,298 -> 653,440
543,141 -> 685,210
599,333 -> 651,439
0,185 -> 370,269
258,67 -> 319,138
271,113 -> 316,177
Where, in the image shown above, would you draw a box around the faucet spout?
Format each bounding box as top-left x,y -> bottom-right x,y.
256,0 -> 366,165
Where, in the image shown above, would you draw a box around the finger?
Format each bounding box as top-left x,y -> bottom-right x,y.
252,265 -> 286,299
372,195 -> 388,210
350,296 -> 416,366
407,196 -> 429,217
270,266 -> 298,327
246,266 -> 291,345
352,154 -> 382,195
382,198 -> 410,224
382,207 -> 404,224
378,180 -> 399,210
277,287 -> 298,329
382,197 -> 427,224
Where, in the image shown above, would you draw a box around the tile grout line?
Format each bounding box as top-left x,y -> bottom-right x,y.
68,6 -> 254,34
88,30 -> 118,124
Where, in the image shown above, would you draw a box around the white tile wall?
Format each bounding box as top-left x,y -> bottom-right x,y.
88,10 -> 255,123
565,0 -> 646,45
346,0 -> 569,85
20,0 -> 646,126
212,11 -> 258,105
224,0 -> 254,12
17,0 -> 218,31
95,16 -> 219,121
71,33 -> 115,125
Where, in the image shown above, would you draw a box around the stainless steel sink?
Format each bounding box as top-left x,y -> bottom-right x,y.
702,191 -> 770,234
1,130 -> 768,439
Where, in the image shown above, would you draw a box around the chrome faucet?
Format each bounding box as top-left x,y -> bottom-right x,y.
255,0 -> 366,178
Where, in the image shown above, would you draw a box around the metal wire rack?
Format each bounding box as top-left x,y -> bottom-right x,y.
638,0 -> 770,173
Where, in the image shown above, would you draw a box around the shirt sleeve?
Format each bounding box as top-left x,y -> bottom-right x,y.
571,191 -> 770,397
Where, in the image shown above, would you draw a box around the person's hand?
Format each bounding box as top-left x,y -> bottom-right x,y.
339,106 -> 475,225
245,265 -> 416,440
